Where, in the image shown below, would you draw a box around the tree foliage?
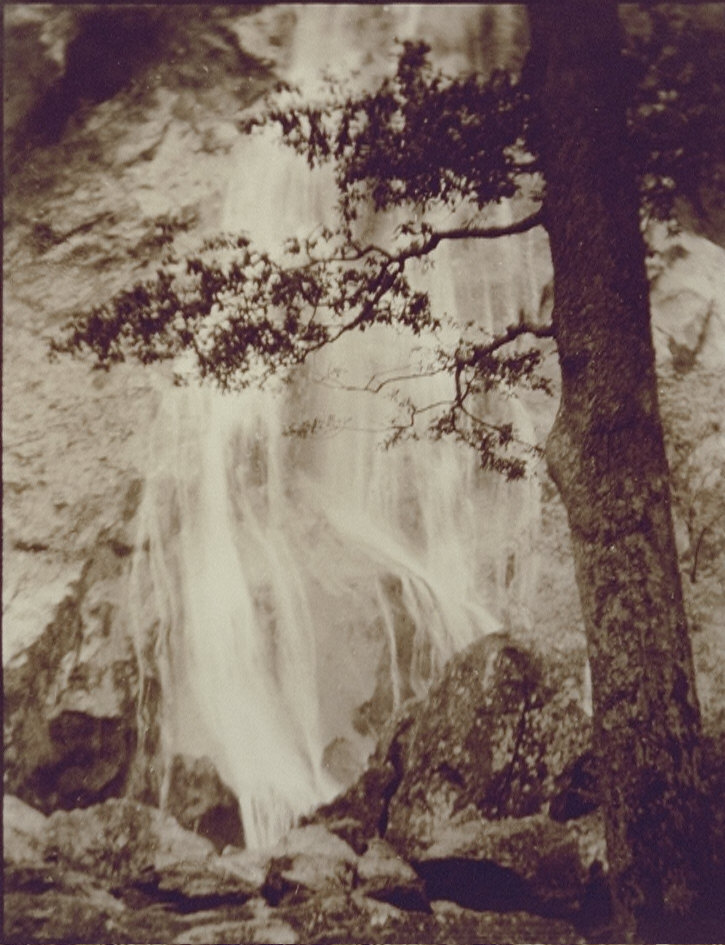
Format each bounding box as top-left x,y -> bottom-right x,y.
51,39 -> 555,479
623,4 -> 725,225
51,8 -> 723,479
254,41 -> 535,220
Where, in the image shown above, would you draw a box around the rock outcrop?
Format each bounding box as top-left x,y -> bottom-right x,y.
3,1 -> 277,839
3,794 -> 584,945
314,634 -> 592,834
166,754 -> 245,853
4,528 -> 141,813
309,634 -> 606,931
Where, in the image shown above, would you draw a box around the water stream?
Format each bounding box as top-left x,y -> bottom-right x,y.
129,5 -> 551,850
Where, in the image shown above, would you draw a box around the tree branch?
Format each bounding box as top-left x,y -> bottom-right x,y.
291,211 -> 549,361
290,207 -> 545,271
415,206 -> 545,255
460,318 -> 555,366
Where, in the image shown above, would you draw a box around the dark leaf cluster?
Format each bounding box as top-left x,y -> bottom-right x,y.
624,6 -> 725,223
50,35 -> 555,473
255,41 -> 536,226
50,229 -> 443,391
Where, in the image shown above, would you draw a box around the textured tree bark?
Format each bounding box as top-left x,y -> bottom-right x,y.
528,3 -> 706,940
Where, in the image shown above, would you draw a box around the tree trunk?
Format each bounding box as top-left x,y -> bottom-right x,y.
528,4 -> 706,940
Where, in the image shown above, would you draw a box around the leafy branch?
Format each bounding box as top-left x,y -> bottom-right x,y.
244,40 -> 539,228
51,42 -> 561,475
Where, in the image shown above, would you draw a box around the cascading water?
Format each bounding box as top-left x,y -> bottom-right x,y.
129,5 -> 552,850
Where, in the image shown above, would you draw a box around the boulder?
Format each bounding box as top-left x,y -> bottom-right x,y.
356,837 -> 429,912
261,825 -> 358,906
412,809 -> 608,921
4,528 -> 143,814
313,634 -> 592,857
384,635 -> 592,851
43,798 -> 215,882
166,753 -> 244,852
307,635 -> 605,927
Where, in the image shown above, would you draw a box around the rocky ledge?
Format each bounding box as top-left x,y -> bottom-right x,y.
6,633 -> 725,944
5,794 -> 596,945
5,635 -> 609,944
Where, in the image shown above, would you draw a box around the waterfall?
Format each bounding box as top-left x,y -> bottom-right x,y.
129,5 -> 550,850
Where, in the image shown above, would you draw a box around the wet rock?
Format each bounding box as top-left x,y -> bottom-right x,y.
166,753 -> 244,852
357,837 -> 429,912
412,809 -> 607,920
44,798 -> 215,882
175,899 -> 299,945
261,825 -> 358,906
313,634 -> 591,857
4,531 -> 141,814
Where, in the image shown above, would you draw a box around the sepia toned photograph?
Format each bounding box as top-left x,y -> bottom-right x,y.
3,3 -> 725,943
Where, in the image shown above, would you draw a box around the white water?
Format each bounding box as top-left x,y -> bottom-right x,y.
129,5 -> 551,850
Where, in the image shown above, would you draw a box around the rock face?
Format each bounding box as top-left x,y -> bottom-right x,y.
315,634 -> 591,841
310,634 -> 606,931
3,2 -> 276,837
166,754 -> 245,853
4,529 -> 141,813
3,794 -> 584,945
